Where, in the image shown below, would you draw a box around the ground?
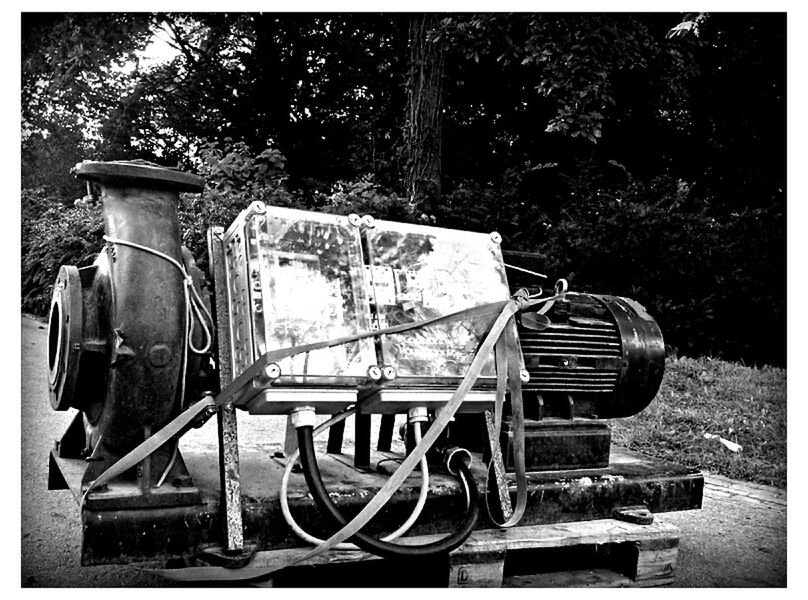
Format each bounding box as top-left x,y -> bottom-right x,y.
20,315 -> 786,587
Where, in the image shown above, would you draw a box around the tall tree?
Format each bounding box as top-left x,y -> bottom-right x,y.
403,14 -> 445,206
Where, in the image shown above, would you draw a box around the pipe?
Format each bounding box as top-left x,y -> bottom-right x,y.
296,425 -> 479,559
280,410 -> 430,549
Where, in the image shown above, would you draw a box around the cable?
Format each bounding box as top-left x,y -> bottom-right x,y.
503,262 -> 547,280
296,424 -> 479,559
280,412 -> 430,550
103,235 -> 214,355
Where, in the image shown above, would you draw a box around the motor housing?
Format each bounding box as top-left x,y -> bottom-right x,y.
517,292 -> 665,420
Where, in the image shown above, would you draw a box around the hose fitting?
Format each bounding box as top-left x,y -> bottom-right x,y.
408,406 -> 429,424
443,446 -> 472,476
290,406 -> 316,429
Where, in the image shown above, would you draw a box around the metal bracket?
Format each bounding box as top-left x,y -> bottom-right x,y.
612,505 -> 655,525
196,544 -> 258,569
208,227 -> 245,553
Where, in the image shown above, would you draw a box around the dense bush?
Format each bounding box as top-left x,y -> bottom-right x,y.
177,139 -> 300,273
371,167 -> 785,367
533,177 -> 785,367
21,187 -> 104,315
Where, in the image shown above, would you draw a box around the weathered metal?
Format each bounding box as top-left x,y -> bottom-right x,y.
77,445 -> 702,565
511,287 -> 665,420
500,418 -> 612,472
592,294 -> 666,418
484,411 -> 514,523
207,226 -> 245,553
47,160 -> 207,508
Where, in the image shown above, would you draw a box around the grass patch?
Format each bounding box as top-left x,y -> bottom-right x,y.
609,356 -> 786,488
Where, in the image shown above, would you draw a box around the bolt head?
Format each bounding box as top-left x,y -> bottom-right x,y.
519,369 -> 531,383
148,344 -> 172,368
490,231 -> 502,245
264,363 -> 281,379
348,213 -> 362,227
367,365 -> 382,381
361,214 -> 376,228
382,365 -> 397,380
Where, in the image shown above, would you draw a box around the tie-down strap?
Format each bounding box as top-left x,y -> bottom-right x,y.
82,292 -> 561,581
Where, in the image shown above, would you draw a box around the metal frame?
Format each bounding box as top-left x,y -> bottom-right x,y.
207,226 -> 244,553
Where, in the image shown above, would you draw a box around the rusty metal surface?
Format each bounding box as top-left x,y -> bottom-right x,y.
81,502 -> 218,566
223,225 -> 255,376
76,444 -> 702,564
52,451 -> 201,511
47,163 -> 207,509
74,160 -> 204,193
207,226 -> 244,552
90,181 -> 185,459
484,411 -> 513,523
500,418 -> 612,471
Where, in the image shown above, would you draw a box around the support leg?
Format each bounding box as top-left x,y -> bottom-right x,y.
208,227 -> 244,552
354,412 -> 371,469
377,414 -> 396,452
327,417 -> 346,454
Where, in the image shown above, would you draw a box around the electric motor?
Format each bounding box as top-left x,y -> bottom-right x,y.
517,292 -> 665,419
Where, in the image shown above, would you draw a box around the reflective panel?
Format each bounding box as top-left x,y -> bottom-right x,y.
364,221 -> 511,379
225,204 -> 376,380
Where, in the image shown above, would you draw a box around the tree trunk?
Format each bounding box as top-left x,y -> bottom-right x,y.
251,15 -> 293,162
404,14 -> 445,207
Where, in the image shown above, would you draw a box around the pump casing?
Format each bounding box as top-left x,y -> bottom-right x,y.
47,161 -> 210,509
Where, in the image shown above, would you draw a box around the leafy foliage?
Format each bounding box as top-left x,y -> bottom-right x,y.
20,13 -> 786,365
533,175 -> 785,366
21,188 -> 104,315
177,140 -> 299,272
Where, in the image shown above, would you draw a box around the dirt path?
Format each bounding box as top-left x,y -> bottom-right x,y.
20,315 -> 786,587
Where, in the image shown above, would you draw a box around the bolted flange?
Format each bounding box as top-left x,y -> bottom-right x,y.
48,265 -> 84,411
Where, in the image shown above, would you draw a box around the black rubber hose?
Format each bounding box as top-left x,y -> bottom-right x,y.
296,425 -> 479,559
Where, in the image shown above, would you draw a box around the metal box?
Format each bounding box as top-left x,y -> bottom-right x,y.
221,202 -> 512,414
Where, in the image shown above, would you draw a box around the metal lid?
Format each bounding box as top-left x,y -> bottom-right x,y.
73,160 -> 205,193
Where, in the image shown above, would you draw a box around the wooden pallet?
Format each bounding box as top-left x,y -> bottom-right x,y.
173,517 -> 680,587
448,517 -> 680,588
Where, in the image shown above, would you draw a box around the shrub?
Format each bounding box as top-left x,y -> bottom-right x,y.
21,187 -> 104,315
316,174 -> 411,221
534,177 -> 785,366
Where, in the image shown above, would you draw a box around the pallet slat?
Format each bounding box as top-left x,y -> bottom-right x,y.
446,518 -> 680,588
155,517 -> 681,587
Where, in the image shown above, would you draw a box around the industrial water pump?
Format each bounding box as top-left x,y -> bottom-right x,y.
48,161 -> 213,508
44,160 -> 681,575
